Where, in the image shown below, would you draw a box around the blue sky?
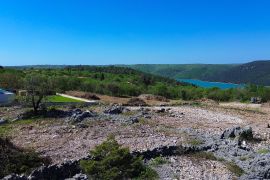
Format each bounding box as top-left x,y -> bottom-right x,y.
1,0 -> 270,65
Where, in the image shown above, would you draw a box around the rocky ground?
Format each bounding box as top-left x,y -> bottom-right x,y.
1,100 -> 270,179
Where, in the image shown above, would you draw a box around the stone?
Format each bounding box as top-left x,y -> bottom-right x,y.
239,126 -> 253,140
104,106 -> 124,114
28,160 -> 80,180
156,108 -> 166,113
68,110 -> 97,123
2,174 -> 27,180
241,154 -> 270,179
129,117 -> 139,124
221,126 -> 253,140
0,118 -> 7,125
66,173 -> 88,180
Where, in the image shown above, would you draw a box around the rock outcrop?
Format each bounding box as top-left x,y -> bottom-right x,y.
67,109 -> 97,123
221,126 -> 253,140
104,105 -> 124,114
3,120 -> 270,180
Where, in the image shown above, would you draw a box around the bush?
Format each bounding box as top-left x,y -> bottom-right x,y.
225,161 -> 245,177
0,138 -> 50,178
149,156 -> 168,167
80,136 -> 158,180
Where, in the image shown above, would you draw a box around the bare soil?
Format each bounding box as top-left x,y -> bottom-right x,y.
1,100 -> 270,179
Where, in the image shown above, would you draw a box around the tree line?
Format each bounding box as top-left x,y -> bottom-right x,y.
1,66 -> 270,105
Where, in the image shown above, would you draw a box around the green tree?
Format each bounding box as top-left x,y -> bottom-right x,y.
0,72 -> 22,90
24,74 -> 54,113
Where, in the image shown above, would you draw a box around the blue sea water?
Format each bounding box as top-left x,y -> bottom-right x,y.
177,79 -> 243,89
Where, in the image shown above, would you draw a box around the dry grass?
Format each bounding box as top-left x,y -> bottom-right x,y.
96,94 -> 172,106
97,94 -> 130,104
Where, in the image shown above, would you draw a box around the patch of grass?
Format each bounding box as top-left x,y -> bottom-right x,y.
149,156 -> 168,167
46,95 -> 83,103
220,106 -> 266,115
12,119 -> 35,125
225,161 -> 245,177
190,152 -> 217,161
138,118 -> 148,124
257,148 -> 270,154
122,111 -> 136,116
239,156 -> 249,161
186,138 -> 203,146
0,125 -> 12,137
138,118 -> 156,127
217,157 -> 225,162
170,101 -> 202,107
0,119 -> 36,137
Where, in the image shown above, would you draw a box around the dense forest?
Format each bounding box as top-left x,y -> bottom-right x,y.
126,60 -> 270,86
125,64 -> 236,80
207,61 -> 270,85
1,66 -> 270,102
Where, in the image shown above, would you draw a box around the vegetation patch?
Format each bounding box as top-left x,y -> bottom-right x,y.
122,110 -> 137,116
225,161 -> 245,177
80,136 -> 158,180
257,148 -> 270,154
0,137 -> 50,178
0,119 -> 35,137
189,152 -> 217,161
239,156 -> 249,161
2,66 -> 270,102
149,156 -> 168,167
46,95 -> 83,103
0,125 -> 12,137
186,138 -> 203,146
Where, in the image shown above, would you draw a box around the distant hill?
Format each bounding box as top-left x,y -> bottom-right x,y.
6,61 -> 270,85
207,61 -> 270,85
125,64 -> 236,79
127,61 -> 270,85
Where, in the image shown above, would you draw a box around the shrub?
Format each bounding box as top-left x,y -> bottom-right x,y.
225,161 -> 245,177
149,156 -> 168,167
0,138 -> 50,178
80,136 -> 158,180
125,98 -> 147,106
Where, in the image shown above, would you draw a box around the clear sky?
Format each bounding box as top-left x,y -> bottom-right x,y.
1,0 -> 270,66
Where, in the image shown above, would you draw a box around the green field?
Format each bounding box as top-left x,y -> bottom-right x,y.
46,95 -> 83,103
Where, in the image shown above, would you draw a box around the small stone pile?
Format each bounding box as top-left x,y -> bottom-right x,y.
103,105 -> 125,114
67,109 -> 97,124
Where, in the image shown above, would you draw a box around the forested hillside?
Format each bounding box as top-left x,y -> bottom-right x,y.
0,66 -> 189,99
127,61 -> 270,86
207,61 -> 270,85
1,65 -> 270,102
125,64 -> 236,79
